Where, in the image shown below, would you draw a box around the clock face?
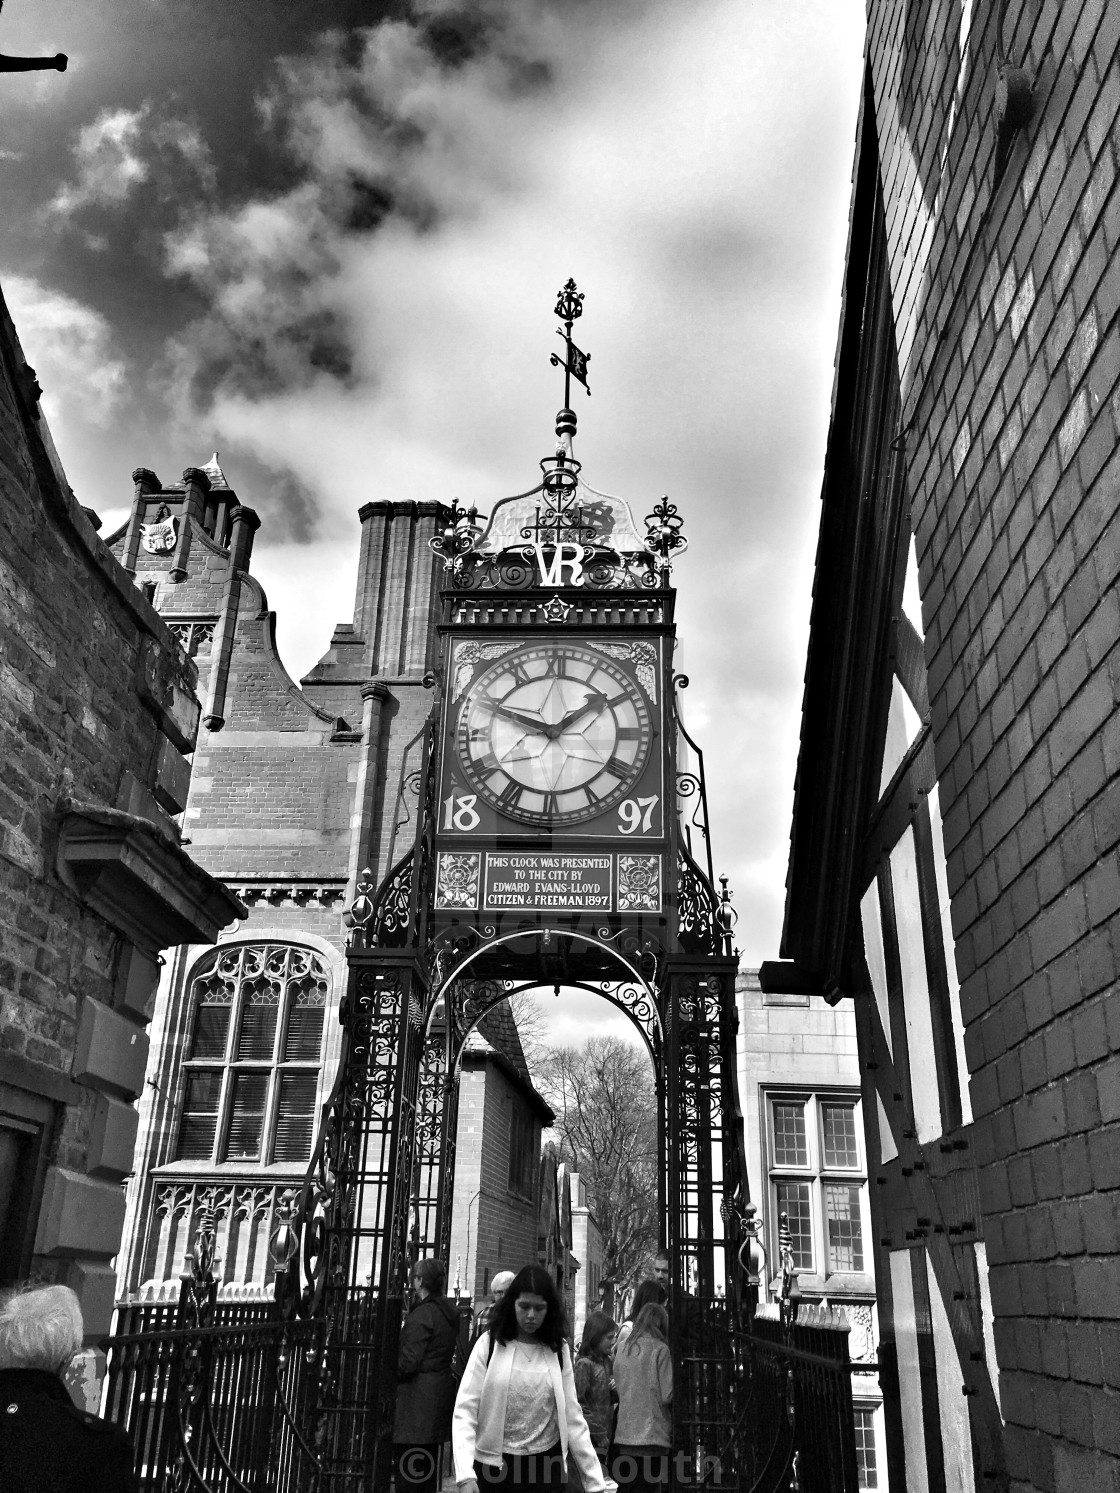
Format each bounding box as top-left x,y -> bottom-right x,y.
455,642 -> 653,826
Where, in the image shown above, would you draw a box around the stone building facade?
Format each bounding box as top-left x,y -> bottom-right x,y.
0,291 -> 241,1350
770,5 -> 1120,1491
105,461 -> 549,1301
736,970 -> 886,1488
568,1171 -> 605,1347
538,1144 -> 579,1332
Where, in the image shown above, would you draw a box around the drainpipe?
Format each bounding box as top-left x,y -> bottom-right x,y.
464,1189 -> 481,1298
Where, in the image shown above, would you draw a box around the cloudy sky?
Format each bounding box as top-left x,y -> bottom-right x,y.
1,0 -> 865,981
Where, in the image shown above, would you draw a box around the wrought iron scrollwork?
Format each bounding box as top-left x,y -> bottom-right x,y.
165,1206 -> 220,1493
598,979 -> 660,1039
643,495 -> 687,584
444,976 -> 513,1054
360,853 -> 415,947
429,498 -> 483,583
351,716 -> 438,950
425,921 -> 501,997
594,924 -> 663,979
677,846 -> 720,955
448,544 -> 657,592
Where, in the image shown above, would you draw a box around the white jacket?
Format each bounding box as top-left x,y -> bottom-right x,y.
452,1335 -> 606,1489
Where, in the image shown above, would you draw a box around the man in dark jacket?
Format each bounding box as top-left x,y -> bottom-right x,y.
0,1284 -> 138,1493
394,1257 -> 460,1493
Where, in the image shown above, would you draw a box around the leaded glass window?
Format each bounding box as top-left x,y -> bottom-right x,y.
766,1091 -> 867,1280
822,1102 -> 860,1168
772,1102 -> 808,1166
176,945 -> 329,1165
825,1184 -> 865,1271
776,1181 -> 814,1270
853,1406 -> 878,1487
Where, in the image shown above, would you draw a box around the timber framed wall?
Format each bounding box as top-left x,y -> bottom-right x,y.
780,5 -> 1120,1489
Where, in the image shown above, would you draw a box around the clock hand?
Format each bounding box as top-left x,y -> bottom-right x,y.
548,689 -> 611,739
485,701 -> 551,736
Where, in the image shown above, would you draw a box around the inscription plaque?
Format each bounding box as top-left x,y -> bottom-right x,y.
483,853 -> 613,911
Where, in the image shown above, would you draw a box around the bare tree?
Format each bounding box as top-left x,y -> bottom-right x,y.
504,989 -> 550,1081
534,1034 -> 659,1295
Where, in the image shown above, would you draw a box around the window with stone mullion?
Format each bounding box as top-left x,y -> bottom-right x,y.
176,946 -> 328,1166
766,1091 -> 866,1280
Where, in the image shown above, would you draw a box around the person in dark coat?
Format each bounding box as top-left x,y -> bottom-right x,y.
394,1257 -> 460,1493
0,1284 -> 139,1493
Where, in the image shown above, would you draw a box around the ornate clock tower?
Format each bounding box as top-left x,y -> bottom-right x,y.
279,284 -> 746,1490
429,281 -> 685,976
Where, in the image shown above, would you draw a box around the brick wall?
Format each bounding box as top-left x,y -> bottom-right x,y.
0,290 -> 237,1348
867,2 -> 1120,1485
447,1059 -> 542,1303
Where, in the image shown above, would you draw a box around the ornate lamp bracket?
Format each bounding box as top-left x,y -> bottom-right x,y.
643,496 -> 687,584
429,498 -> 483,579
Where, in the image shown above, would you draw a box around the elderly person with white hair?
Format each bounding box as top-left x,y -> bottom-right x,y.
474,1270 -> 516,1339
0,1284 -> 138,1492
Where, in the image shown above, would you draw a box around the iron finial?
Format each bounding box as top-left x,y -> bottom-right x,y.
549,278 -> 590,452
553,278 -> 584,324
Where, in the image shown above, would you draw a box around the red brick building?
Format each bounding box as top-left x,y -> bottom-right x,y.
0,291 -> 241,1353
105,465 -> 549,1301
770,5 -> 1120,1490
442,1001 -> 552,1303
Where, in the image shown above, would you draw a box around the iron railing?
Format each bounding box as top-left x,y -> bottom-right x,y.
102,1292 -> 326,1492
676,1299 -> 859,1492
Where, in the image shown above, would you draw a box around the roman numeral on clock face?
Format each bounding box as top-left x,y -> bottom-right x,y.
498,778 -> 523,809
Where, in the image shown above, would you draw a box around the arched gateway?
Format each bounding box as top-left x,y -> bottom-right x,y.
135,287 -> 858,1493
265,283 -> 757,1490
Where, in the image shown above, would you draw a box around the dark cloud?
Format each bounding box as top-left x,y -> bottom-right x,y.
345,174 -> 397,232
421,10 -> 493,68
145,3 -> 585,422
2,0 -> 867,965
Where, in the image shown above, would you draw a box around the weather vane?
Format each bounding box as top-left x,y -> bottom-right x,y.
0,2 -> 67,73
549,278 -> 590,446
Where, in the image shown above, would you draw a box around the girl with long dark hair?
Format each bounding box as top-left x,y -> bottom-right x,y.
611,1303 -> 672,1493
452,1266 -> 605,1493
573,1309 -> 618,1479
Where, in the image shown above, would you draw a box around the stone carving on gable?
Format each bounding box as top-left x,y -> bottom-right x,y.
141,504 -> 178,554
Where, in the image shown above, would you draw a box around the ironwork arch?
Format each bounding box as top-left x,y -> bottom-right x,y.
449,976 -> 660,1062
426,924 -> 663,1048
408,930 -> 664,1283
